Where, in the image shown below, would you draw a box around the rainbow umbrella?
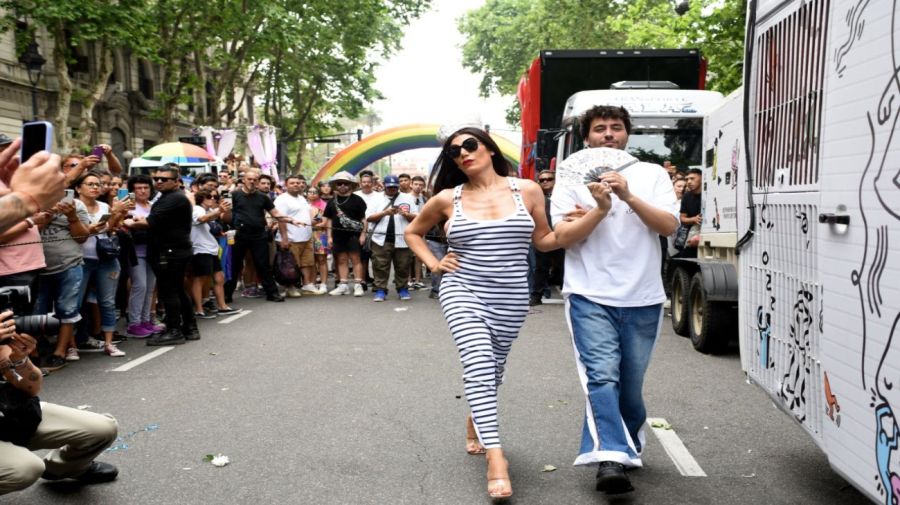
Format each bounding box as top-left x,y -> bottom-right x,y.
140,142 -> 215,164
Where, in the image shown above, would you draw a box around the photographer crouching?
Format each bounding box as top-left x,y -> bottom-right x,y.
0,310 -> 119,495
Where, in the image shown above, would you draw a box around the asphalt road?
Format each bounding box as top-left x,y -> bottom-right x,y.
6,289 -> 871,504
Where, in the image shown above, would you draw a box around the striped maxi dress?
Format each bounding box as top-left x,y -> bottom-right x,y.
439,177 -> 534,449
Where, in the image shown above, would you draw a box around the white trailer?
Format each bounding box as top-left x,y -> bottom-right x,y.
734,0 -> 899,502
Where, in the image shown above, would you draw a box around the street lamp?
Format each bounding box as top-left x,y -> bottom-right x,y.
18,40 -> 46,120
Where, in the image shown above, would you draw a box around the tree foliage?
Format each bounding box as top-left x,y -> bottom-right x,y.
2,0 -> 428,160
458,0 -> 746,122
1,0 -> 152,152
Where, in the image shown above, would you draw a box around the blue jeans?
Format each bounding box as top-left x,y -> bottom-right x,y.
566,294 -> 663,467
78,258 -> 120,333
426,240 -> 447,295
35,265 -> 84,323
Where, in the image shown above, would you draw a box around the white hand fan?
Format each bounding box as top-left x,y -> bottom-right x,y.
555,147 -> 639,186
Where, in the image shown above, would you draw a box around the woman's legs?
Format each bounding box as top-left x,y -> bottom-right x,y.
128,258 -> 149,324
213,271 -> 229,309
191,275 -> 208,313
94,259 -> 121,349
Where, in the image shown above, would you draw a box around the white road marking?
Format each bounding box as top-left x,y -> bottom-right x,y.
219,310 -> 251,324
647,417 -> 707,477
111,347 -> 175,372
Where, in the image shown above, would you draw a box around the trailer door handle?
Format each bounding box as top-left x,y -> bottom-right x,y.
818,213 -> 850,225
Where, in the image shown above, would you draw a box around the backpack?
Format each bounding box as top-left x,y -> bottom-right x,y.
273,248 -> 300,285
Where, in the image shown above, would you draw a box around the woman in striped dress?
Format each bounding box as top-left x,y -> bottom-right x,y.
406,127 -> 559,501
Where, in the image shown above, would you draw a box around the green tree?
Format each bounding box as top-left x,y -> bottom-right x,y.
260,0 -> 429,172
609,0 -> 746,94
458,0 -> 745,123
1,0 -> 152,152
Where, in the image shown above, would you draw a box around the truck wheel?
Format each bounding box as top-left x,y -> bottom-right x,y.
670,267 -> 691,337
688,272 -> 728,354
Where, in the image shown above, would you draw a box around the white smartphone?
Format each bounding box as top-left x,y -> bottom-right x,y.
20,121 -> 53,163
62,189 -> 75,203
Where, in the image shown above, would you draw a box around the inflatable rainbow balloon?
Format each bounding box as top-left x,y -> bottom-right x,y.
310,124 -> 520,186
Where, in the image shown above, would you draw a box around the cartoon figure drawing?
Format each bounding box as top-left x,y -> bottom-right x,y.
780,289 -> 814,422
824,372 -> 841,425
849,2 -> 900,502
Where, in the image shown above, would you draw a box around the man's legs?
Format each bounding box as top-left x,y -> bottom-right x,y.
565,294 -> 640,467
532,249 -> 552,301
370,242 -> 391,291
0,441 -> 44,495
618,304 -> 664,452
156,257 -> 192,331
28,403 -> 118,478
247,238 -> 278,297
393,246 -> 412,292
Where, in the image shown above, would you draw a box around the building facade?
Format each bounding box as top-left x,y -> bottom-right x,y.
0,23 -> 253,171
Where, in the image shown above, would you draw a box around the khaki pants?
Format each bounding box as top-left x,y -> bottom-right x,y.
0,403 -> 118,495
371,241 -> 412,292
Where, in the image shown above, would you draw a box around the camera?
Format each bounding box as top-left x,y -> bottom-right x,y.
0,287 -> 60,343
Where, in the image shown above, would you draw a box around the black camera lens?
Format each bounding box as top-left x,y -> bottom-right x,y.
13,315 -> 61,338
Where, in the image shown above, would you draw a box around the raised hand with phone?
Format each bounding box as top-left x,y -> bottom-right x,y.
0,134 -> 65,234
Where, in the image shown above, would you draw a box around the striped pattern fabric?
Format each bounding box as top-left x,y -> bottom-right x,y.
439,177 -> 534,448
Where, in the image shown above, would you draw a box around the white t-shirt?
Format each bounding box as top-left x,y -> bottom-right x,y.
191,206 -> 220,255
273,192 -> 312,243
354,189 -> 383,211
550,161 -> 678,307
81,200 -> 110,260
365,192 -> 417,248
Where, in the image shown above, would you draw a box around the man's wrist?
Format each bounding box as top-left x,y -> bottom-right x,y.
11,191 -> 41,214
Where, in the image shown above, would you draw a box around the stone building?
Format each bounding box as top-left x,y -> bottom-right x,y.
0,23 -> 253,171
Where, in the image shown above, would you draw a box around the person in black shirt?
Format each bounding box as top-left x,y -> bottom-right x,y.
677,168 -> 703,259
223,169 -> 288,302
127,164 -> 200,345
529,170 -> 564,305
323,172 -> 367,296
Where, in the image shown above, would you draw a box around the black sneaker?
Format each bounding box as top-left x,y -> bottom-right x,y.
203,299 -> 218,313
194,311 -> 216,320
43,460 -> 118,484
595,461 -> 633,494
216,307 -> 240,315
43,355 -> 67,372
147,329 -> 186,346
529,296 -> 543,306
183,326 -> 201,341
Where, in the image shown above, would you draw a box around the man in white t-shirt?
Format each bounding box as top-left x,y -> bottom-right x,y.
551,105 -> 679,495
365,175 -> 417,301
274,175 -> 317,296
354,170 -> 382,290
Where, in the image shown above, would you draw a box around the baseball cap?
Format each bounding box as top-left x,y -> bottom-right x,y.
383,175 -> 400,188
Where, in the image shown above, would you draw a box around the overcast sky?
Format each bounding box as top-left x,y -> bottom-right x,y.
371,0 -> 519,170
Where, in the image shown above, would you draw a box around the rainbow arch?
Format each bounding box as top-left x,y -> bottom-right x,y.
310,123 -> 520,186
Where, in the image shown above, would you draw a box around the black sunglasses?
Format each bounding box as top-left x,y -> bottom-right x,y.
153,176 -> 176,182
446,137 -> 480,159
539,177 -> 555,182
333,181 -> 351,186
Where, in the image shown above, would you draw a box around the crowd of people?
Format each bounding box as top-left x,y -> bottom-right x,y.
0,104 -> 690,500
0,137 -> 456,370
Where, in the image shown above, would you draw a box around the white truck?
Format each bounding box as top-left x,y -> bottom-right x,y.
683,0 -> 900,502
